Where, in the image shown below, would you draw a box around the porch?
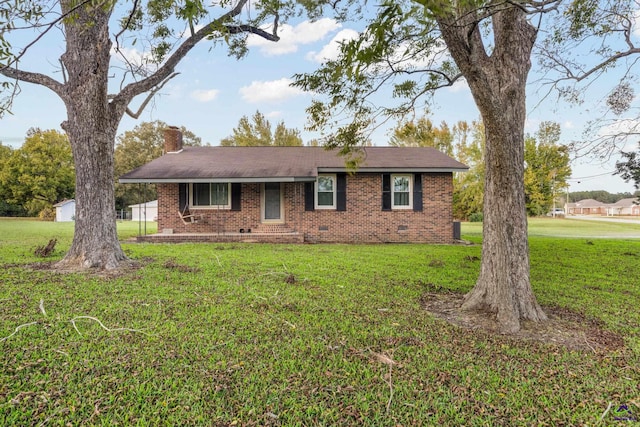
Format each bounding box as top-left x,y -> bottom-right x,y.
134,223 -> 304,244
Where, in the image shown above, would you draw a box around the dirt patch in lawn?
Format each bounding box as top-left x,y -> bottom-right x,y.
15,258 -> 149,280
420,292 -> 625,352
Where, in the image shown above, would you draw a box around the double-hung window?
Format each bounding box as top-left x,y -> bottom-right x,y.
191,183 -> 231,208
315,174 -> 336,209
392,175 -> 412,209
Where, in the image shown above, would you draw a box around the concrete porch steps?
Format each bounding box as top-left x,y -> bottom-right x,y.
252,223 -> 296,234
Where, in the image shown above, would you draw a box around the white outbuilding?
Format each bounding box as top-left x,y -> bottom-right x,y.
129,200 -> 158,221
53,199 -> 76,222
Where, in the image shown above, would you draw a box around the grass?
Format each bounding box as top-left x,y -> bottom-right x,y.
0,218 -> 639,425
463,216 -> 640,238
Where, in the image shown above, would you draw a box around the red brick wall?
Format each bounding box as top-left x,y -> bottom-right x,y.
157,183 -> 263,234
157,173 -> 454,243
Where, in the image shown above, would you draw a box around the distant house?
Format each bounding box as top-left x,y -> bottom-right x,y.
567,199 -> 607,215
567,198 -> 640,216
608,198 -> 640,216
53,199 -> 75,222
129,200 -> 158,222
119,127 -> 468,243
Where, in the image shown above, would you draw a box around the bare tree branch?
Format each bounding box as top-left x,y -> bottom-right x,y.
0,67 -> 65,98
119,72 -> 180,119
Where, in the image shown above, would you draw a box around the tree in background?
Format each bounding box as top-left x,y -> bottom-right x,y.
114,121 -> 202,211
0,0 -> 325,270
523,122 -> 571,216
615,143 -> 640,195
390,118 -> 454,156
221,111 -> 303,146
0,129 -> 75,218
569,190 -> 639,204
453,121 -> 485,221
0,143 -> 26,216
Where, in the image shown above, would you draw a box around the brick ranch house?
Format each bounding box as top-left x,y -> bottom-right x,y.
119,127 -> 468,243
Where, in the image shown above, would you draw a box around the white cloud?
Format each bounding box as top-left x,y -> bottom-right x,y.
563,121 -> 575,129
110,46 -> 155,71
305,29 -> 359,63
247,18 -> 341,56
633,8 -> 640,36
239,78 -> 306,103
190,89 -> 220,102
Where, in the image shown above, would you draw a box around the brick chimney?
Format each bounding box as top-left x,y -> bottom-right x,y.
163,126 -> 183,154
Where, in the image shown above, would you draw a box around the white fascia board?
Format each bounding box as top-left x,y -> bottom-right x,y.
316,167 -> 469,173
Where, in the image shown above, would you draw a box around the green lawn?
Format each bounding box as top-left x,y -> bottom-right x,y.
0,218 -> 639,425
463,216 -> 640,239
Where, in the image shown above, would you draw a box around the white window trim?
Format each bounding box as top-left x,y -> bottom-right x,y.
391,174 -> 413,210
315,174 -> 337,210
190,182 -> 231,209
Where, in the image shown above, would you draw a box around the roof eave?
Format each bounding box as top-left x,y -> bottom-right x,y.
119,176 -> 318,184
317,167 -> 469,173
119,167 -> 470,184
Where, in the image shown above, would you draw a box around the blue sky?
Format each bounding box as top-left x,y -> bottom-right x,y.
1,5 -> 639,194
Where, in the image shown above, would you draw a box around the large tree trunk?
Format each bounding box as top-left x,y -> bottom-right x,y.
58,121 -> 127,270
438,6 -> 547,332
56,2 -> 127,270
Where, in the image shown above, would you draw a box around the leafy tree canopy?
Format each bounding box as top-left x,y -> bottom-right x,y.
523,122 -> 571,216
390,117 -> 454,156
0,128 -> 75,217
221,111 -> 303,146
0,143 -> 26,216
569,189 -> 639,204
452,120 -> 485,221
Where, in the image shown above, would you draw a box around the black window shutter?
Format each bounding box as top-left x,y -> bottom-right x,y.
413,173 -> 423,212
382,173 -> 391,211
231,183 -> 241,211
304,182 -> 315,211
336,173 -> 347,211
179,183 -> 188,211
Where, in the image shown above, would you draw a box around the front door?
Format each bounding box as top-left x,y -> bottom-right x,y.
262,182 -> 283,222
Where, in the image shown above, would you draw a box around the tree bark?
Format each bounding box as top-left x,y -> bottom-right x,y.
437,5 -> 547,332
55,1 -> 127,270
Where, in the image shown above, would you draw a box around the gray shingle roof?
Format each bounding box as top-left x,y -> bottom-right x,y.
611,198 -> 639,207
573,198 -> 606,207
119,146 -> 468,183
